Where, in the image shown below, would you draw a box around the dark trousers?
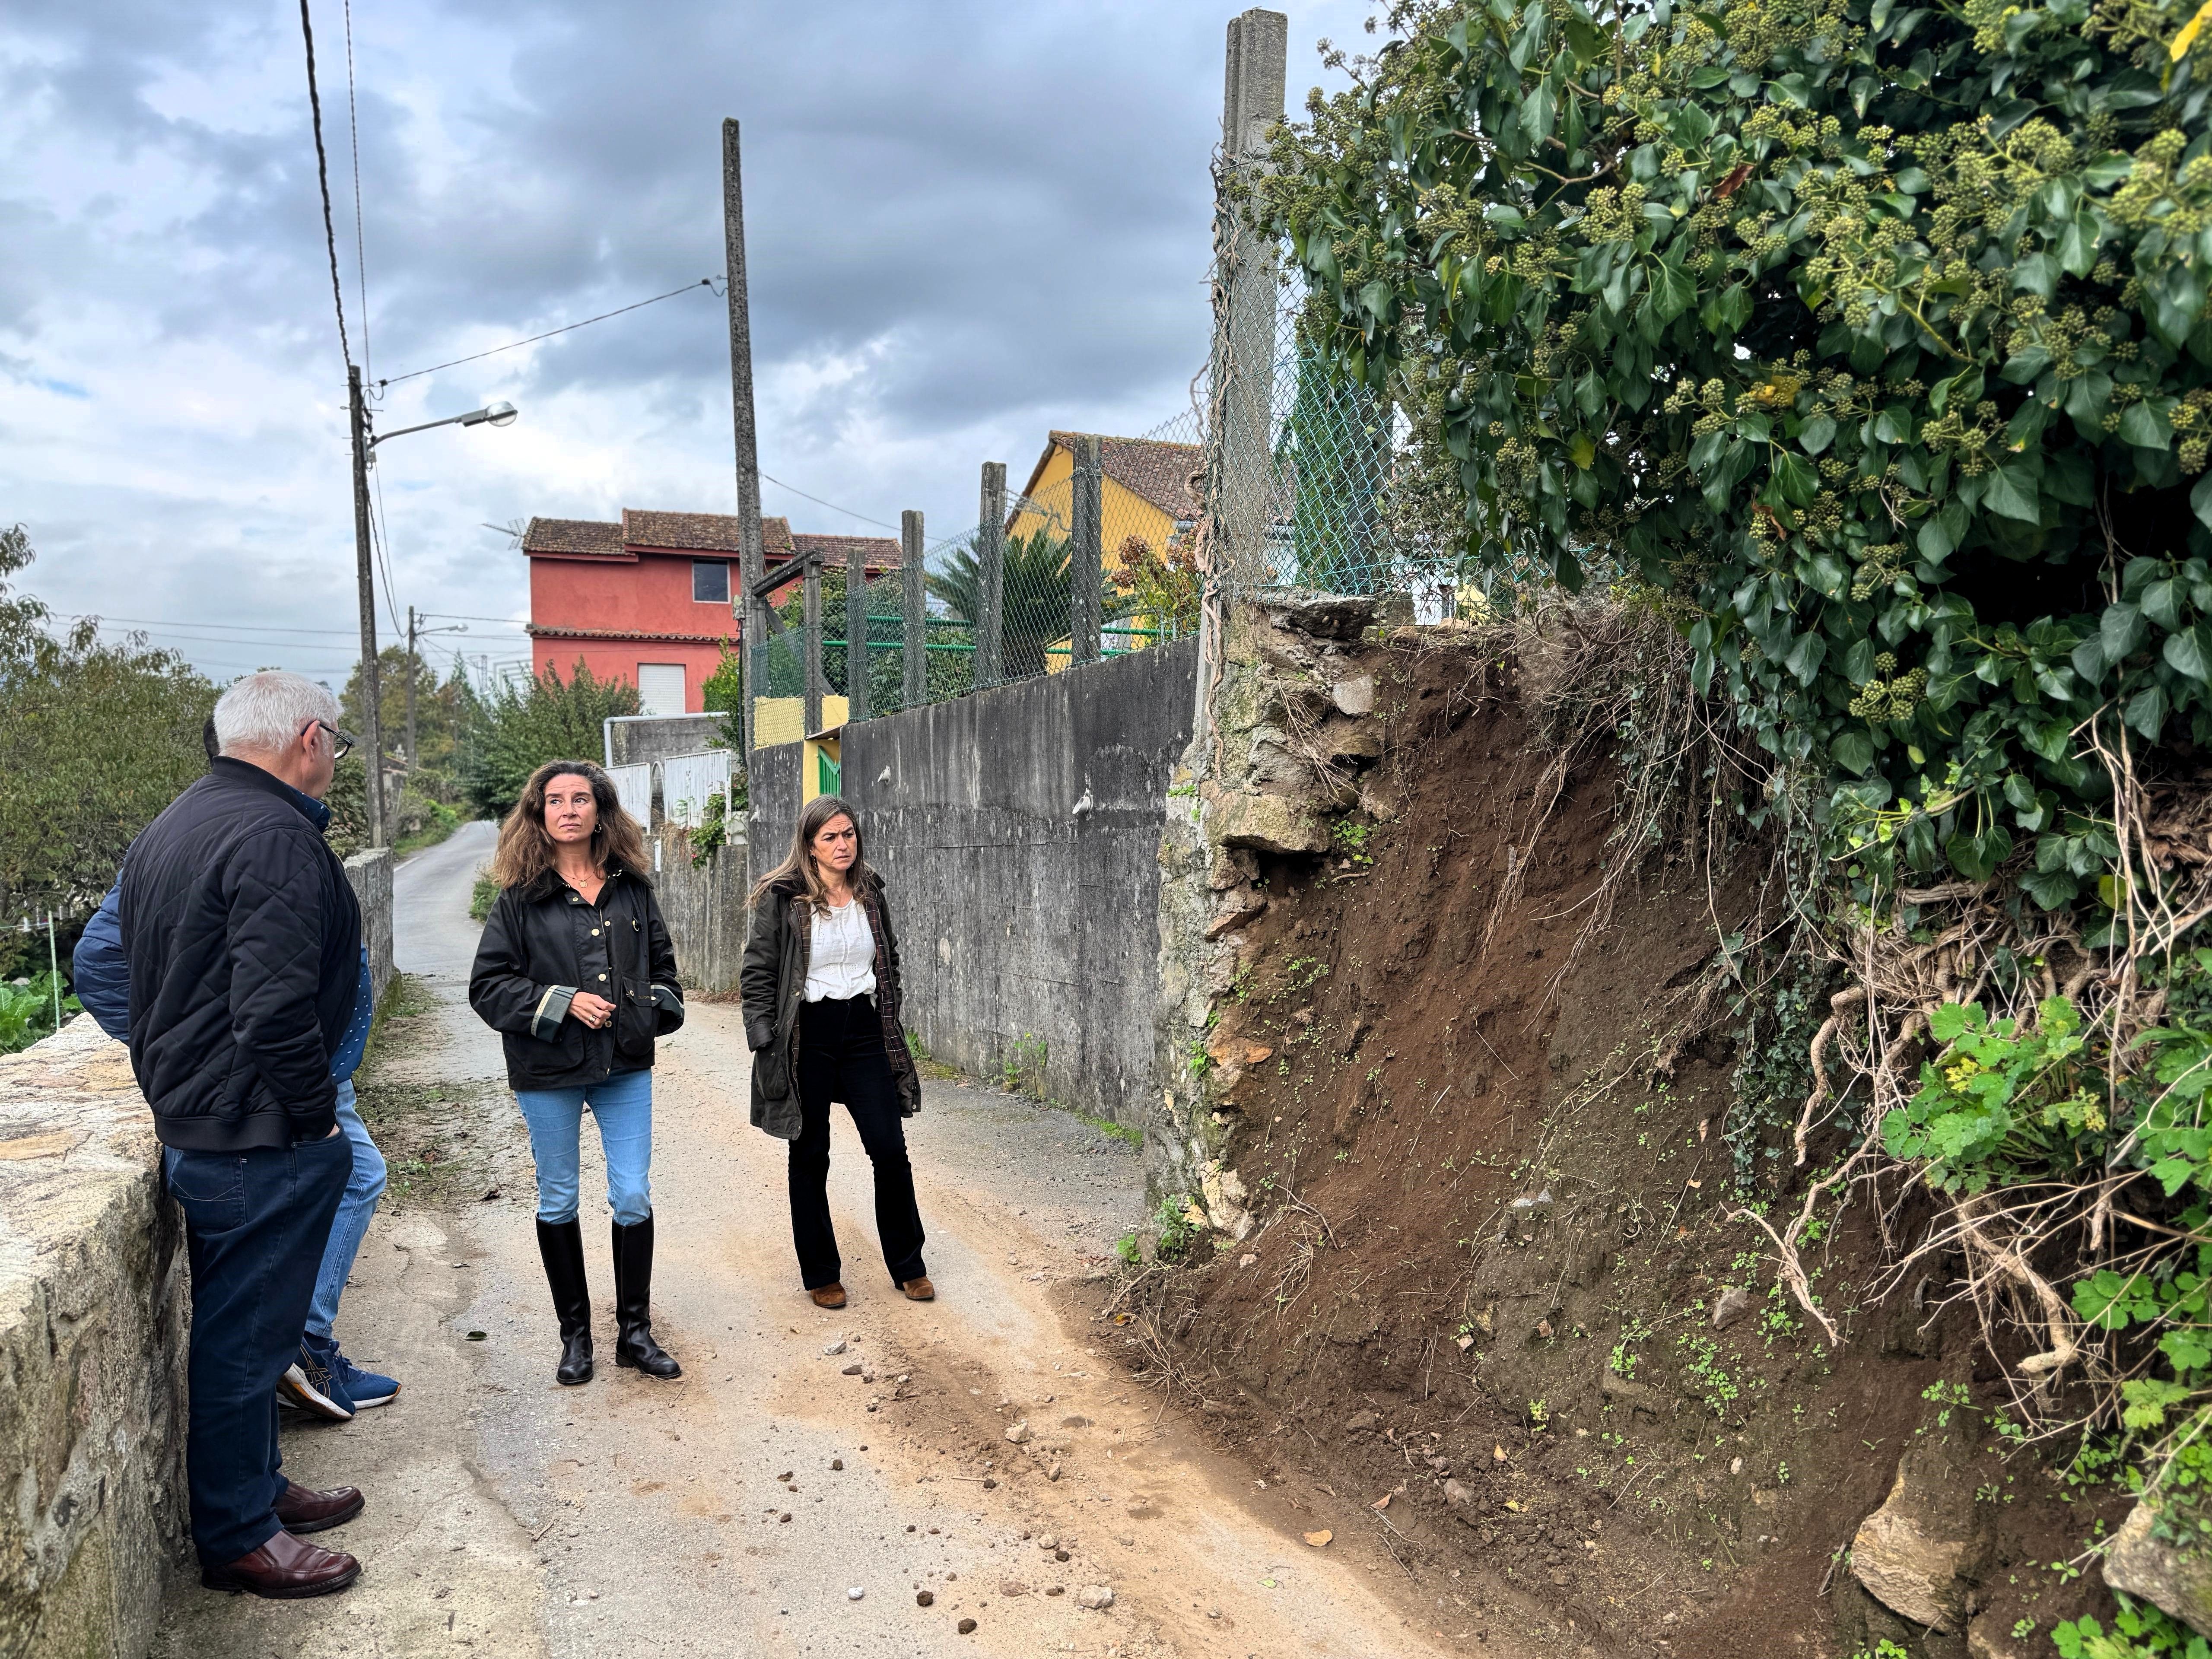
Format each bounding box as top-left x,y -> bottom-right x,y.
788,994 -> 926,1290
164,1134 -> 351,1565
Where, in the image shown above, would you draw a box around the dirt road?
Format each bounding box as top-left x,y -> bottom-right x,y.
150,820 -> 1462,1657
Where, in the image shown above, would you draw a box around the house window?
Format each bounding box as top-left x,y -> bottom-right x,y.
693,560 -> 731,603
637,663 -> 686,718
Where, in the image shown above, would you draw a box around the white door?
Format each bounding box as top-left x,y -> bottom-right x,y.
636,663 -> 686,717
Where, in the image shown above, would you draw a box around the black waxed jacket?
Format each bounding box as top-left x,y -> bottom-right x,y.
739,871 -> 919,1139
121,757 -> 362,1152
468,864 -> 683,1090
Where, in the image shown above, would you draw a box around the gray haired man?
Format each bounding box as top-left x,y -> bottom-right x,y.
121,670 -> 372,1597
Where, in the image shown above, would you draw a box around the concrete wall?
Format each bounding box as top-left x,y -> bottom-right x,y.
0,1019 -> 188,1659
647,815 -> 750,995
746,741 -> 804,889
605,714 -> 726,768
345,847 -> 394,1007
748,643 -> 1198,1127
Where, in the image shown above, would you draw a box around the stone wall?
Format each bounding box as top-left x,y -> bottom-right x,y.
345,847 -> 394,1007
1151,595 -> 1384,1228
605,714 -> 725,768
0,1018 -> 186,1659
747,645 -> 1199,1128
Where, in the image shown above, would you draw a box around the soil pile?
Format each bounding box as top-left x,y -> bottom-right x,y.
1129,626 -> 2126,1659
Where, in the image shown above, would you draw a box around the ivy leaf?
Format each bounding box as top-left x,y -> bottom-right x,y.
1800,415 -> 1836,455
2019,867 -> 2080,909
2101,600 -> 2146,663
2128,683 -> 2172,740
1768,448 -> 1819,508
1650,256 -> 1696,322
2165,624 -> 2212,686
2192,468 -> 2212,534
2121,400 -> 2173,450
1982,463 -> 2043,523
1832,728 -> 1876,775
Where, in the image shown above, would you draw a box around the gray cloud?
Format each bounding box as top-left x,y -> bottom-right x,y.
0,0 -> 1367,679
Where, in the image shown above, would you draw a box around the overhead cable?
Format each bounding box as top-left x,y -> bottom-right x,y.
378,280 -> 718,388
297,0 -> 352,370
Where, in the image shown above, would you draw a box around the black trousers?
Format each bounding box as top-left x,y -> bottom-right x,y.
789,994 -> 926,1289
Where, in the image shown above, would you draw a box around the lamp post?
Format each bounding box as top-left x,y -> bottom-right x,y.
348,372 -> 517,847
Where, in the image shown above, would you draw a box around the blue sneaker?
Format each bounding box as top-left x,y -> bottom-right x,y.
275,1337 -> 354,1421
327,1344 -> 399,1411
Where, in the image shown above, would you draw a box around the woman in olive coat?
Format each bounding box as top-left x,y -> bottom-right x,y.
741,794 -> 926,1310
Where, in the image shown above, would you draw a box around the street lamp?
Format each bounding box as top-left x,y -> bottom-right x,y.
347,369 -> 519,848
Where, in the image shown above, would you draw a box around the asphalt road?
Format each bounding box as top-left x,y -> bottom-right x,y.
149,819 -> 1459,1658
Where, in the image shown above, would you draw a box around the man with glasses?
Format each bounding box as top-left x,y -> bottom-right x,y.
120,671 -> 379,1598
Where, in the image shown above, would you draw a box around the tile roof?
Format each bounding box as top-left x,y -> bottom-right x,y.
791,532 -> 903,571
521,518 -> 624,556
622,510 -> 795,557
526,624 -> 733,645
1018,432 -> 1205,525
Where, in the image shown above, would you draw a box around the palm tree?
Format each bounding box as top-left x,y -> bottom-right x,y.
926,529 -> 1072,683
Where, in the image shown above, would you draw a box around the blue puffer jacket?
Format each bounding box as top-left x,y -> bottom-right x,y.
75,878 -> 372,1081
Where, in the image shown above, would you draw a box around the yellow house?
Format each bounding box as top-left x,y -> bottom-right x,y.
1008,431 -> 1201,666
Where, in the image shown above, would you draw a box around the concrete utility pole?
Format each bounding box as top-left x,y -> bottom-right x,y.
845,538 -> 868,722
976,462 -> 1007,688
723,118 -> 769,759
347,363 -> 386,848
1071,433 -> 1103,666
901,510 -> 925,710
803,556 -> 824,736
403,604 -> 419,770
1199,8 -> 1288,740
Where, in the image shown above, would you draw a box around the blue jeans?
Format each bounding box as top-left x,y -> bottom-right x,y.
305,1080 -> 386,1343
514,1070 -> 654,1225
165,1132 -> 351,1565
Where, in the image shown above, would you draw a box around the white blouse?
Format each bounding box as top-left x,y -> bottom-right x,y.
803,897 -> 877,1002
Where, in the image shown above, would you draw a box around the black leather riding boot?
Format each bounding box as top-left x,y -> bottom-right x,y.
534,1217 -> 594,1386
611,1215 -> 681,1379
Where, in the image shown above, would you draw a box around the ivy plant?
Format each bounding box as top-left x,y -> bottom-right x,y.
1262,0 -> 2212,901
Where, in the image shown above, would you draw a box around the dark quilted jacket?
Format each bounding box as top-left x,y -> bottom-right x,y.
468,864 -> 683,1091
738,871 -> 919,1140
121,758 -> 362,1152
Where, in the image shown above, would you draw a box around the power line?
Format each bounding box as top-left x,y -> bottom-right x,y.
343,0 -> 369,379
377,279 -> 718,388
758,471 -> 900,533
297,0 -> 351,371
61,613 -> 367,636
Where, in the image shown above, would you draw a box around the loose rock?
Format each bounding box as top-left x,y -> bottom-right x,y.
1710,1286 -> 1756,1331
916,1591 -> 934,1607
1075,1585 -> 1116,1610
1850,1446 -> 1977,1635
1004,1419 -> 1032,1444
1344,1410 -> 1379,1433
1443,1479 -> 1475,1510
957,1617 -> 978,1634
2104,1500 -> 2212,1638
841,1362 -> 862,1376
1330,674 -> 1377,716
823,1336 -> 847,1356
846,1586 -> 864,1602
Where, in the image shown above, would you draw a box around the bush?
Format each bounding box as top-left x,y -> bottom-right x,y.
0,971 -> 79,1055
1263,0 -> 2212,904
461,662 -> 639,821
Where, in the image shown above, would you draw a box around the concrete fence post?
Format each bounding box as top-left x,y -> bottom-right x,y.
976,462 -> 1007,688
1071,433 -> 1103,666
803,556 -> 824,735
846,537 -> 869,722
902,509 -> 926,709
1212,9 -> 1287,595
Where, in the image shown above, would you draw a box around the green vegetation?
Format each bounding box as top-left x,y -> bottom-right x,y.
0,971 -> 78,1055
0,525 -> 218,929
460,661 -> 639,820
469,869 -> 500,922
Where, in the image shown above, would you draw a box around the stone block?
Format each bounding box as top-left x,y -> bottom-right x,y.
1850,1435 -> 1980,1635
2104,1500 -> 2212,1637
1210,794 -> 1328,857
1259,591 -> 1376,641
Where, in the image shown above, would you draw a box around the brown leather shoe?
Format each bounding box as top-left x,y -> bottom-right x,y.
901,1277 -> 936,1301
809,1284 -> 847,1309
200,1529 -> 361,1598
274,1480 -> 364,1534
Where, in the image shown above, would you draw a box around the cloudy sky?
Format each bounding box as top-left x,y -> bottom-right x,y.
0,0 -> 1368,690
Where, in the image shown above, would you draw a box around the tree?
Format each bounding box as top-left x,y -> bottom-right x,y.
1263,0 -> 2212,902
927,529 -> 1073,682
0,525 -> 218,924
461,661 -> 639,820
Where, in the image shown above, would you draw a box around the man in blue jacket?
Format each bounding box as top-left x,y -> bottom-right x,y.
118,671 -> 377,1599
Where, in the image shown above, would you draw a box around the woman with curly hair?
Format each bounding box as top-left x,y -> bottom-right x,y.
470,760 -> 684,1385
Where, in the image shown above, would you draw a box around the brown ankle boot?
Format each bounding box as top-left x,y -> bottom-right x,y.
810,1283 -> 847,1309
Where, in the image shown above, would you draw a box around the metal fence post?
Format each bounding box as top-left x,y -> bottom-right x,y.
976,462 -> 1007,688
902,509 -> 925,709
846,537 -> 869,722
1071,433 -> 1103,666
804,556 -> 824,735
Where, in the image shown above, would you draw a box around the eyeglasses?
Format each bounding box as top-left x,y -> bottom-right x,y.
310,720 -> 356,761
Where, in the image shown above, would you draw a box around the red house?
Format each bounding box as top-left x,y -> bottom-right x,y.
522,509 -> 901,714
